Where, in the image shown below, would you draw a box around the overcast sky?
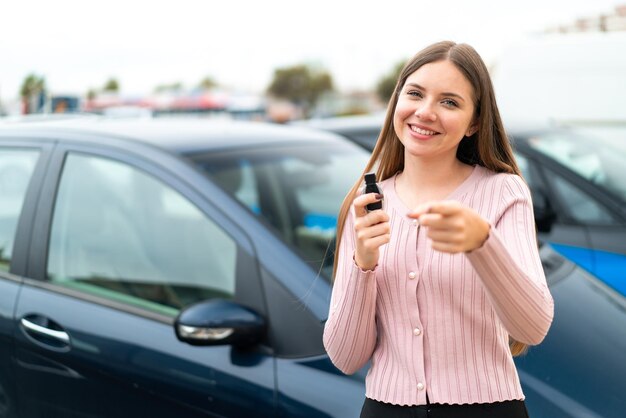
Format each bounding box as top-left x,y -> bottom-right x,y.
0,0 -> 624,101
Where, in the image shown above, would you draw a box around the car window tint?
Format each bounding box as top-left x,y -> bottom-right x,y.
193,143 -> 369,280
47,153 -> 236,317
515,153 -> 532,185
527,131 -> 626,202
551,174 -> 616,224
515,152 -> 546,200
0,148 -> 40,272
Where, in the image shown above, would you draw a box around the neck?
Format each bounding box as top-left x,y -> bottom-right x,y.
394,154 -> 474,207
399,154 -> 470,190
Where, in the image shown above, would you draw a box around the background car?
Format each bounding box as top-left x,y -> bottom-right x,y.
299,114 -> 626,297
0,117 -> 624,417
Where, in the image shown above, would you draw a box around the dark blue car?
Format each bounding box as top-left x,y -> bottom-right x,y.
0,117 -> 624,417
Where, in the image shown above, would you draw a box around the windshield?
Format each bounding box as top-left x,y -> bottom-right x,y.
189,140 -> 370,281
526,128 -> 626,202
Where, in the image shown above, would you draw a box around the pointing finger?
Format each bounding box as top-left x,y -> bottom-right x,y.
408,200 -> 461,219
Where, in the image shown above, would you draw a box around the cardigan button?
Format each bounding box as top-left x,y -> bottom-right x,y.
417,382 -> 425,391
408,271 -> 416,280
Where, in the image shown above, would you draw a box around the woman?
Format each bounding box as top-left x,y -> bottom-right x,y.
323,41 -> 554,417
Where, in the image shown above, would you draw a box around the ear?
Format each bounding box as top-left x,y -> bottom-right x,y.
466,121 -> 478,137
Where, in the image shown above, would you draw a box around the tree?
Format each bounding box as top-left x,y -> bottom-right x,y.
198,76 -> 217,90
267,65 -> 334,116
376,60 -> 405,102
154,82 -> 183,93
20,74 -> 46,114
103,78 -> 120,93
20,74 -> 46,100
86,89 -> 97,101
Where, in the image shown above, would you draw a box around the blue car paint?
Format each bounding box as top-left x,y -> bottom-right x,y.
304,214 -> 337,232
551,243 -> 626,296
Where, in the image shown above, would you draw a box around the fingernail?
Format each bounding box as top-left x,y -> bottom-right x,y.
375,193 -> 384,200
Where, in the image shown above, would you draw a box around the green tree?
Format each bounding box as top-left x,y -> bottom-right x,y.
20,74 -> 46,114
20,74 -> 46,100
154,82 -> 183,93
376,60 -> 405,102
86,89 -> 97,100
198,76 -> 217,90
103,78 -> 120,93
267,65 -> 334,115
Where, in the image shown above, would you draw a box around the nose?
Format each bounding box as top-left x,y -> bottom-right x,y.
415,101 -> 437,122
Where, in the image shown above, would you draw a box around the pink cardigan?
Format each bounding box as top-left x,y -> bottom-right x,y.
323,165 -> 554,406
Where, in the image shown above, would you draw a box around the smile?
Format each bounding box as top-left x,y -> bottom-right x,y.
410,125 -> 439,136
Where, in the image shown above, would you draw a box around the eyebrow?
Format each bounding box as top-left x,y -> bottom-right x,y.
405,83 -> 466,102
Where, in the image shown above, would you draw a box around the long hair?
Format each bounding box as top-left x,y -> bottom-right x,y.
333,41 -> 527,356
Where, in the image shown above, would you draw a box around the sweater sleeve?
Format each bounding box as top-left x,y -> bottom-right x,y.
465,175 -> 554,345
323,209 -> 378,374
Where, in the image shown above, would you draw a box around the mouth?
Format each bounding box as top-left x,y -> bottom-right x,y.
409,124 -> 440,136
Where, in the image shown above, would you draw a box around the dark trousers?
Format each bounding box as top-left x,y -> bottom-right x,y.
360,397 -> 530,418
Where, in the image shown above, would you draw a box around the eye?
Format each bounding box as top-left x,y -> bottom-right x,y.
406,89 -> 423,98
442,99 -> 459,108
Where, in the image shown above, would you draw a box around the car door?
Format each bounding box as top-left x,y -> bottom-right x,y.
0,141 -> 52,418
13,140 -> 276,417
539,165 -> 626,295
517,148 -> 626,295
514,152 -> 594,267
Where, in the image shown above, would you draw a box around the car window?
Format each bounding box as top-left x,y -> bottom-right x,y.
0,148 -> 40,272
526,130 -> 626,203
47,153 -> 237,317
550,173 -> 616,224
514,153 -> 533,187
192,142 -> 370,280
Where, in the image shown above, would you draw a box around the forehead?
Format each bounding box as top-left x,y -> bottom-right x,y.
404,60 -> 474,97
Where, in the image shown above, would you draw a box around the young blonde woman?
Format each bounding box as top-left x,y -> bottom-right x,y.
323,41 -> 554,418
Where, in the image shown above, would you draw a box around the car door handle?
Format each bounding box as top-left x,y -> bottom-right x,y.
21,318 -> 70,344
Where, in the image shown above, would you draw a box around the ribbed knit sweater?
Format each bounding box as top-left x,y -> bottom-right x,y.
323,165 -> 554,406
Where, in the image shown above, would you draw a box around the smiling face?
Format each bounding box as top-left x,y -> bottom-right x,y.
393,59 -> 477,163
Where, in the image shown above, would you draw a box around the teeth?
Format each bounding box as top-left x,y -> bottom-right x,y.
411,125 -> 437,135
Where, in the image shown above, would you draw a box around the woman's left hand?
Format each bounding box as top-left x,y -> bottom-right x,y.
407,201 -> 490,253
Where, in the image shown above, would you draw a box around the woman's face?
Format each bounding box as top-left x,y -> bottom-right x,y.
393,60 -> 477,162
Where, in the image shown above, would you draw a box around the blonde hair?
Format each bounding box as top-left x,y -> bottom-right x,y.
333,41 -> 527,356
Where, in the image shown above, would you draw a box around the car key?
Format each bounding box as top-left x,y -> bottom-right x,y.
364,172 -> 383,212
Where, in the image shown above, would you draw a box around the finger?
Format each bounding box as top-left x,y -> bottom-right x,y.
363,234 -> 391,250
427,229 -> 463,244
355,210 -> 389,230
407,202 -> 434,219
356,222 -> 390,242
431,241 -> 463,254
353,193 -> 384,218
415,213 -> 446,228
408,201 -> 464,219
426,201 -> 463,216
419,214 -> 465,232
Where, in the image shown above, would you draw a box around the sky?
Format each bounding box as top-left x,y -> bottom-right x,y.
0,0 -> 624,103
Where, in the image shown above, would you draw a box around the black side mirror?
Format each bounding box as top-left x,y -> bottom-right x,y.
533,189 -> 557,233
174,299 -> 266,347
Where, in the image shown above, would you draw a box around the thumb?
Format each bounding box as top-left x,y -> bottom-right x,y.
407,202 -> 432,219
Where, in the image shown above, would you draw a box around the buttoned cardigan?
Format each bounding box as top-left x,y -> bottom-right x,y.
323,165 -> 554,406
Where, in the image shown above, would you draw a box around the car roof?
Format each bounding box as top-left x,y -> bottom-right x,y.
0,115 -> 345,154
295,113 -> 386,132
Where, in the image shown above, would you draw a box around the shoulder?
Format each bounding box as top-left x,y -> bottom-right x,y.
378,174 -> 396,189
474,165 -> 531,200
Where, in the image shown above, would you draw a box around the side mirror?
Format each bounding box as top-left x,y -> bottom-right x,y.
533,189 -> 557,233
174,299 -> 266,347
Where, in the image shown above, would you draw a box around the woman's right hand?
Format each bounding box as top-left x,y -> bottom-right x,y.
352,193 -> 390,271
